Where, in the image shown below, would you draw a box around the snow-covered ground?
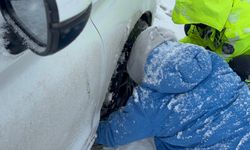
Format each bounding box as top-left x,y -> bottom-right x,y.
153,0 -> 185,40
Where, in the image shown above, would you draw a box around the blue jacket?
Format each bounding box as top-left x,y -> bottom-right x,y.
96,41 -> 250,149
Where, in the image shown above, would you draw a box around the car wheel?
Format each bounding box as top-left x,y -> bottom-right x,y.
101,18 -> 150,120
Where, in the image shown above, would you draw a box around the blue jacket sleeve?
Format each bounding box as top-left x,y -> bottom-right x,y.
95,91 -> 154,147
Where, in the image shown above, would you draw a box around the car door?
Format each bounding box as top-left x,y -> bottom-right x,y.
0,13 -> 105,150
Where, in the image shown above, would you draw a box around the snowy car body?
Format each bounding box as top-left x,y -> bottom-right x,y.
0,0 -> 156,150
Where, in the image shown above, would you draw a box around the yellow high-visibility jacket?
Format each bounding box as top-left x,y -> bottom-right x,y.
172,0 -> 250,61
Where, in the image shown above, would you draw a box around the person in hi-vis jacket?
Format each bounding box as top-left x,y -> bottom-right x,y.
172,0 -> 250,85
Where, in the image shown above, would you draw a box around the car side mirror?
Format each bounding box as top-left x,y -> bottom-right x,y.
0,0 -> 92,56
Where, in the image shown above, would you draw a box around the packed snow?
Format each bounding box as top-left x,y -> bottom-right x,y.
153,0 -> 185,40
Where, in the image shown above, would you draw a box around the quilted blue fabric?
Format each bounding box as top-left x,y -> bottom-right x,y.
96,41 -> 250,149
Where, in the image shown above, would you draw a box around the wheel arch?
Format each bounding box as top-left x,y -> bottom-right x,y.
100,11 -> 153,119
140,11 -> 153,26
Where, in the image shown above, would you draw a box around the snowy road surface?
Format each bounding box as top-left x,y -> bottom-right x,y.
153,0 -> 185,40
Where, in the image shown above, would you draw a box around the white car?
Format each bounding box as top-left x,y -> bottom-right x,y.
0,0 -> 156,150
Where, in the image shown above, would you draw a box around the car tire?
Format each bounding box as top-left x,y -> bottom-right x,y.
101,18 -> 150,120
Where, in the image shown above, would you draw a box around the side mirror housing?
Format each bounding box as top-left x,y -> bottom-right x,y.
0,0 -> 92,56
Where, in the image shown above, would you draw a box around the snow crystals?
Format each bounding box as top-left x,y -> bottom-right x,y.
236,131 -> 250,150
144,41 -> 188,86
132,89 -> 139,103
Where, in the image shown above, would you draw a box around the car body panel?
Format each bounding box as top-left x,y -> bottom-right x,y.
0,20 -> 104,150
0,0 -> 156,149
56,0 -> 92,22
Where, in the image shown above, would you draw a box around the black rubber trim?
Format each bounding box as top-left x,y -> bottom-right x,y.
38,2 -> 92,56
50,4 -> 92,52
43,0 -> 60,55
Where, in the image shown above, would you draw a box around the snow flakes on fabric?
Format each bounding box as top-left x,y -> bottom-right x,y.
148,45 -> 250,148
132,89 -> 139,103
237,131 -> 250,150
143,41 -> 212,94
203,112 -> 233,139
142,44 -> 169,86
